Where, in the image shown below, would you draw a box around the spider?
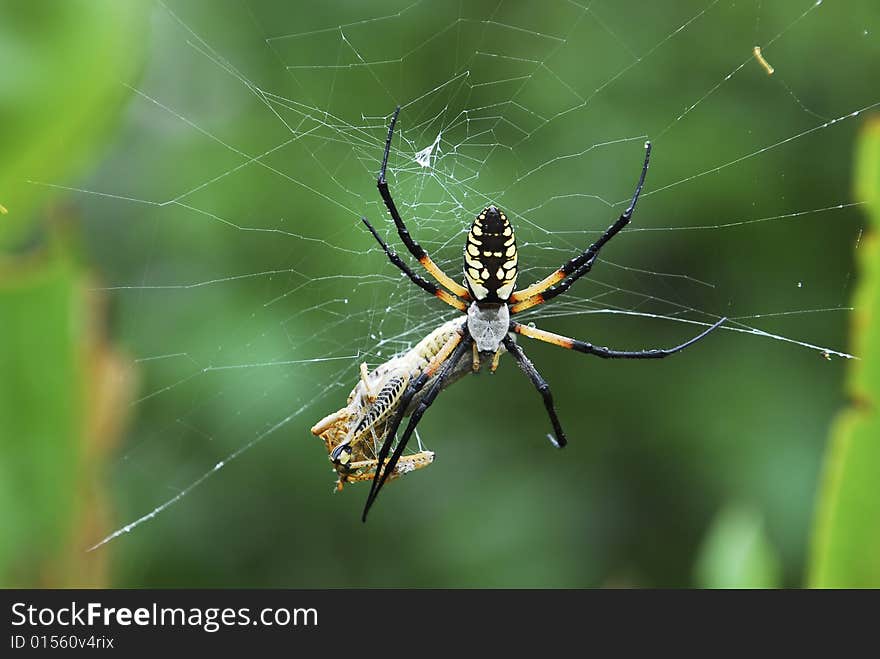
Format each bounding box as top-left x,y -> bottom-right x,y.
356,107 -> 726,520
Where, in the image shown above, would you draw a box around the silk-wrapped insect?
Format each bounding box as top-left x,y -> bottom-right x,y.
310,317 -> 493,491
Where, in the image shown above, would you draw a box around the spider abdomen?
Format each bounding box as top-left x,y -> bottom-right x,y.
463,205 -> 518,302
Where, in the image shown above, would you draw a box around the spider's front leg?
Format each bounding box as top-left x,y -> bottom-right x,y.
509,141 -> 652,314
376,106 -> 470,301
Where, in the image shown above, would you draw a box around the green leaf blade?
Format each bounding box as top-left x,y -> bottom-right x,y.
809,118 -> 880,588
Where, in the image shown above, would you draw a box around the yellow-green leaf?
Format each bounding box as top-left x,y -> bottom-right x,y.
695,503 -> 780,589
809,118 -> 880,588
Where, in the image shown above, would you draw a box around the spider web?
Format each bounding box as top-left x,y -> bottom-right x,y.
38,0 -> 876,580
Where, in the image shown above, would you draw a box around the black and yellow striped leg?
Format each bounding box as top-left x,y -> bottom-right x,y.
502,336 -> 567,448
510,243 -> 603,313
361,217 -> 467,312
377,106 -> 471,300
363,334 -> 473,521
509,141 -> 652,313
510,317 -> 726,359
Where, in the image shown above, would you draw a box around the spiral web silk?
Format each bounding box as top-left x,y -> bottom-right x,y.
36,0 -> 872,551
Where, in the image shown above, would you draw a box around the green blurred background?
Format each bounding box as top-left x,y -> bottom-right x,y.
2,0 -> 879,588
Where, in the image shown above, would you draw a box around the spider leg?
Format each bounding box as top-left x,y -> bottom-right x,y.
502,335 -> 567,448
363,333 -> 473,521
510,317 -> 725,358
377,106 -> 470,300
362,217 -> 467,311
509,251 -> 602,313
509,141 -> 651,313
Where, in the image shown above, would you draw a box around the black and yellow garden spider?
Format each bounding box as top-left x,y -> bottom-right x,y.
357,107 -> 725,520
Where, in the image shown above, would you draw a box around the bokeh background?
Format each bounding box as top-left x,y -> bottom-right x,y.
2,0 -> 879,588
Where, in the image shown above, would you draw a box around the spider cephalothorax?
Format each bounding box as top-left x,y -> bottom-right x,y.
337,106 -> 725,520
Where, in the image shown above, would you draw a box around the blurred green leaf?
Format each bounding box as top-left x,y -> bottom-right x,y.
0,0 -> 148,584
0,239 -> 133,587
0,249 -> 83,585
0,0 -> 150,247
694,503 -> 781,588
809,118 -> 880,588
